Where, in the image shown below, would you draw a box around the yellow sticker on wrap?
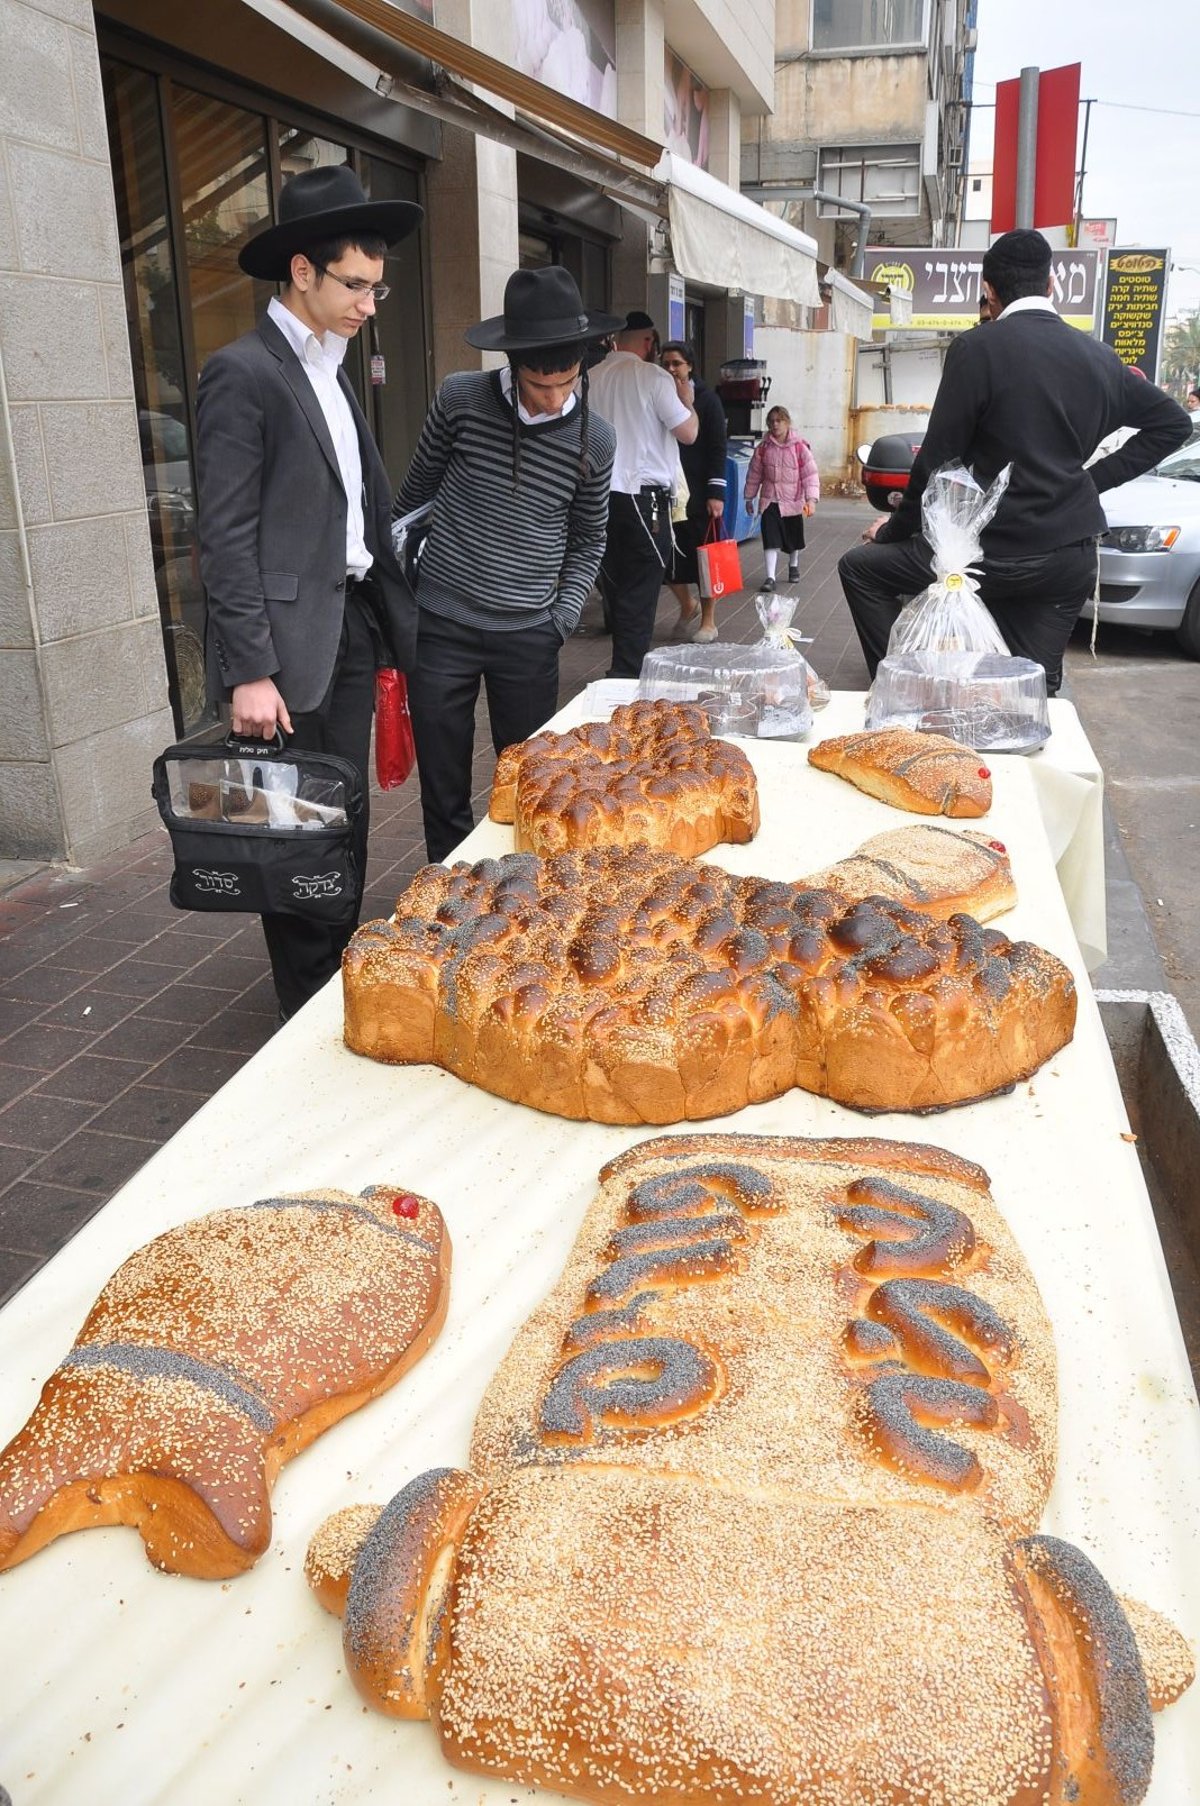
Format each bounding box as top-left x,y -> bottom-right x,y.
943,572 -> 965,590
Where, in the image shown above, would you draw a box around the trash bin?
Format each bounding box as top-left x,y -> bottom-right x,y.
724,437 -> 760,543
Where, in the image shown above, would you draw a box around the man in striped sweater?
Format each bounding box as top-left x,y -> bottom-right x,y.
395,268 -> 620,862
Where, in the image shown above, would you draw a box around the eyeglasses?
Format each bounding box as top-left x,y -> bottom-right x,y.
311,262 -> 391,303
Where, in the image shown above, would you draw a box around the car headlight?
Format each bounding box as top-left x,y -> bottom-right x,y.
1101,524 -> 1181,552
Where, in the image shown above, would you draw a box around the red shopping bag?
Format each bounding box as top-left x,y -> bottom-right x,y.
374,667 -> 416,789
696,520 -> 743,599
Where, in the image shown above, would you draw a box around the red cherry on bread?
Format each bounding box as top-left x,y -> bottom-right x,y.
391,1194 -> 420,1219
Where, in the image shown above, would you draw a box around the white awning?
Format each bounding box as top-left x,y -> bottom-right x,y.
654,153 -> 822,309
826,268 -> 874,339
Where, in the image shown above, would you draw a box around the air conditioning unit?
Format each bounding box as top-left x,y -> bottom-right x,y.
964,26 -> 979,50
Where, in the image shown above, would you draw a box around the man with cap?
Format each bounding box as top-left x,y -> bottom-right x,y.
590,313 -> 699,679
393,266 -> 619,863
194,165 -> 421,1021
838,228 -> 1191,694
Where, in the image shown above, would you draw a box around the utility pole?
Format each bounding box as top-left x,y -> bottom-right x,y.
1015,66 -> 1039,228
1072,97 -> 1095,246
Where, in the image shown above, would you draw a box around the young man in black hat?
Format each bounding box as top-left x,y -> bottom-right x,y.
394,266 -> 620,863
838,227 -> 1191,695
195,165 -> 422,1020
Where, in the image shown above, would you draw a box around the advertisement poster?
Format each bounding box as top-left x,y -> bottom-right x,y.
664,47 -> 709,169
392,0 -> 434,17
668,272 -> 686,342
513,0 -> 617,119
1101,249 -> 1169,379
1077,217 -> 1118,249
862,247 -> 1100,333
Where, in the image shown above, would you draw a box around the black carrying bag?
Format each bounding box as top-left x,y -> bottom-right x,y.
151,732 -> 364,922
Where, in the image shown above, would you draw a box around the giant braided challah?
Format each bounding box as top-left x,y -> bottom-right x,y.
306,1135 -> 1192,1805
489,701 -> 760,858
0,1185 -> 450,1579
342,847 -> 1075,1118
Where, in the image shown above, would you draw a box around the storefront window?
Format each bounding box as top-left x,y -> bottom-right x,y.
173,86 -> 274,370
104,60 -> 212,735
100,44 -> 427,738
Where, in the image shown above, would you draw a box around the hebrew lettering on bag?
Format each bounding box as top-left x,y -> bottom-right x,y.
191,868 -> 241,896
291,872 -> 345,901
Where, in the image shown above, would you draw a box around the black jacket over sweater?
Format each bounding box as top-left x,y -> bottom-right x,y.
878,306 -> 1191,557
679,378 -> 728,504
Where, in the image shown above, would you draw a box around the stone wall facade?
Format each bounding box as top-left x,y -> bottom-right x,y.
0,0 -> 172,864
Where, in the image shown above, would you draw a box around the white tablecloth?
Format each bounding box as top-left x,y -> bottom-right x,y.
0,735 -> 1193,1805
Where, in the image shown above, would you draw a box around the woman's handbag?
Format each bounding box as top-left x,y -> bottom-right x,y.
695,518 -> 743,599
374,667 -> 416,789
151,732 -> 364,922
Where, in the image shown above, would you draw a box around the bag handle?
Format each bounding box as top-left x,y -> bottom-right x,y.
223,728 -> 287,757
702,516 -> 728,546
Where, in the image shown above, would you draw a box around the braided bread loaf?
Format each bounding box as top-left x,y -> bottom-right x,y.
307,1135 -> 1190,1804
489,701 -> 760,858
801,822 -> 1016,922
342,847 -> 1075,1118
0,1185 -> 449,1578
810,726 -> 994,815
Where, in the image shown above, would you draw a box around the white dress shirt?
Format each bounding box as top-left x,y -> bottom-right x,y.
588,349 -> 692,492
499,362 -> 577,425
268,295 -> 371,578
996,294 -> 1059,321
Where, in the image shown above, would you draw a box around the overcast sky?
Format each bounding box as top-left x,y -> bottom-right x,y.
971,0 -> 1200,319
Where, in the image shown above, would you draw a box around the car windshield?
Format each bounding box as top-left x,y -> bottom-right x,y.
1156,440 -> 1200,482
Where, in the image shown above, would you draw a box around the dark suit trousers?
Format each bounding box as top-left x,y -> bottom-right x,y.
838,534 -> 1099,697
598,489 -> 672,678
261,582 -> 378,1018
408,607 -> 562,863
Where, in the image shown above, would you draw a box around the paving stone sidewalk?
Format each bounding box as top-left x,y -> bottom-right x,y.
0,500 -> 1162,1311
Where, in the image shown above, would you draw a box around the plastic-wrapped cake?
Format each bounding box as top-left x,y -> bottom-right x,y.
866,652 -> 1050,753
638,643 -> 813,741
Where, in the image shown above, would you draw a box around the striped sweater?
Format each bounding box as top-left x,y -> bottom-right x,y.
393,370 -> 616,637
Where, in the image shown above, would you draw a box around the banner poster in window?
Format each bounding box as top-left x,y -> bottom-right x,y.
664,47 -> 709,170
744,297 -> 756,358
1101,250 -> 1169,380
391,0 -> 434,16
668,272 -> 686,342
861,246 -> 1099,333
514,0 -> 617,119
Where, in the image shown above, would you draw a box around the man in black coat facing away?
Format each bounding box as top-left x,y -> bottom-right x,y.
839,228 -> 1191,694
195,166 -> 421,1021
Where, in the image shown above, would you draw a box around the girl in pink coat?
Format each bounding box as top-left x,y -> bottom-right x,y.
744,405 -> 820,589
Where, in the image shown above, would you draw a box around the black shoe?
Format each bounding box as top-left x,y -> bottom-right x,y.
761,577 -> 776,592
788,565 -> 800,582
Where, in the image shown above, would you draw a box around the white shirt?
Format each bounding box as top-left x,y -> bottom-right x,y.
268,295 -> 371,578
499,363 -> 577,425
588,349 -> 692,493
996,294 -> 1058,321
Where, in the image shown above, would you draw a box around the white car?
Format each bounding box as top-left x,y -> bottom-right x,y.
1088,437 -> 1200,658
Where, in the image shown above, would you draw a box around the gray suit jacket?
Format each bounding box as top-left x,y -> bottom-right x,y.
195,314 -> 417,713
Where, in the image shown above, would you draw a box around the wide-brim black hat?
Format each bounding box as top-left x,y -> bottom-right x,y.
238,164 -> 423,282
465,266 -> 624,351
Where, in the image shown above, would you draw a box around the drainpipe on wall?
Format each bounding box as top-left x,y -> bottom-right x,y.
740,187 -> 873,279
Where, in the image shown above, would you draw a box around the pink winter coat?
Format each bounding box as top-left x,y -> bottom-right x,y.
744,429 -> 820,517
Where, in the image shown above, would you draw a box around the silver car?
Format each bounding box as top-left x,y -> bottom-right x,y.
1088,436 -> 1200,657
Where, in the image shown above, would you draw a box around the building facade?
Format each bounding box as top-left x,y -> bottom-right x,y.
0,0 -> 833,864
743,0 -> 974,265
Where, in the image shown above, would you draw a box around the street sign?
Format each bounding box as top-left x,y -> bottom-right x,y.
862,248 -> 1100,333
1078,218 -> 1118,249
1100,249 -> 1169,379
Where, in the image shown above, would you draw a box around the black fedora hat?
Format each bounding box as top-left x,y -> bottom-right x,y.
238,165 -> 423,282
465,267 -> 624,352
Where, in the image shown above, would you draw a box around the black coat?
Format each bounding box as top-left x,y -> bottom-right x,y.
878,305 -> 1191,557
679,378 -> 728,510
195,314 -> 417,712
